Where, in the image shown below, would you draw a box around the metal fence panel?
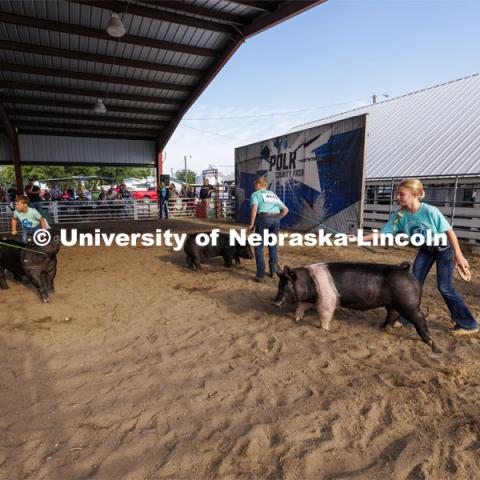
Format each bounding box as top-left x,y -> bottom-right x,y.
364,176 -> 480,243
0,197 -> 236,233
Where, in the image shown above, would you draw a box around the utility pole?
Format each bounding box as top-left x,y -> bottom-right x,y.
0,104 -> 24,193
183,154 -> 192,183
372,93 -> 389,104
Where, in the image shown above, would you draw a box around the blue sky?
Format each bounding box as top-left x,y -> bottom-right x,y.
165,0 -> 480,176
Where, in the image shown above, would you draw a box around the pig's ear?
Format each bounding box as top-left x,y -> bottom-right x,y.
284,266 -> 296,280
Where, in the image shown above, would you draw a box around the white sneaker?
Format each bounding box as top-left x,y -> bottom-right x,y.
451,326 -> 479,336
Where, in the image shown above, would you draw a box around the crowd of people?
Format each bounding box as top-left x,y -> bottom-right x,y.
98,182 -> 132,201
0,179 -> 134,204
1,177 -> 229,221
1,181 -> 81,203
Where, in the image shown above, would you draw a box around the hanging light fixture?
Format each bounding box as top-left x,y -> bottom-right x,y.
94,98 -> 107,113
106,12 -> 126,38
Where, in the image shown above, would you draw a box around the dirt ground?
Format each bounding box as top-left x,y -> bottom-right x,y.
1,218 -> 479,480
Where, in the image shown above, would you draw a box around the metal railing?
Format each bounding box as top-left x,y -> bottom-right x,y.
51,200 -> 159,223
363,175 -> 480,243
0,202 -> 13,233
0,197 -> 236,233
164,198 -> 198,218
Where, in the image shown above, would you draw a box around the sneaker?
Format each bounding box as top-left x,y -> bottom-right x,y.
451,325 -> 479,336
253,276 -> 265,283
393,319 -> 414,329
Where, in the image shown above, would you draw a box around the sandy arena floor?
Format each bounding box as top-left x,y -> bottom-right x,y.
1,219 -> 479,480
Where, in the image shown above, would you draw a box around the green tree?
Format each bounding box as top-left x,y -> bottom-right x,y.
175,169 -> 197,184
97,167 -> 151,182
0,166 -> 15,185
0,165 -> 152,187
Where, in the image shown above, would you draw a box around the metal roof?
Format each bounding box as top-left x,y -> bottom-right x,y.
0,0 -> 326,152
292,73 -> 480,178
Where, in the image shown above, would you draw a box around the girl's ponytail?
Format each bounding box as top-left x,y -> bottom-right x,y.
392,207 -> 405,230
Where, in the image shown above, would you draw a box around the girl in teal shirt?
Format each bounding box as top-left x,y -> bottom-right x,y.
356,178 -> 477,335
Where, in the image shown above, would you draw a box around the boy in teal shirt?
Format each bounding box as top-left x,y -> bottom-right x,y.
11,195 -> 47,243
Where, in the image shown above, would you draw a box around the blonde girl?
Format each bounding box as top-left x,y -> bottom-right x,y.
249,177 -> 289,282
357,178 -> 478,335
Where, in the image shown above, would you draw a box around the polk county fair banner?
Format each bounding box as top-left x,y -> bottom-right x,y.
235,114 -> 367,233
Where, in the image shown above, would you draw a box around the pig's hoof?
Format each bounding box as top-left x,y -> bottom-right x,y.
431,343 -> 442,354
41,297 -> 49,304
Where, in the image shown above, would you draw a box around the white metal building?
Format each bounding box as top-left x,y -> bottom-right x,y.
292,74 -> 480,243
293,73 -> 480,178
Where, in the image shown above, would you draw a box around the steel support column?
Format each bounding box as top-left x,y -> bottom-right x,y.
0,104 -> 23,194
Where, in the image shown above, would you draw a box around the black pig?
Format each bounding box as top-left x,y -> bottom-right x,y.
0,231 -> 61,303
184,231 -> 253,270
274,262 -> 439,353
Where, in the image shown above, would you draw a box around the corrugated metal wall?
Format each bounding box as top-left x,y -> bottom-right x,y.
0,134 -> 156,166
292,74 -> 480,178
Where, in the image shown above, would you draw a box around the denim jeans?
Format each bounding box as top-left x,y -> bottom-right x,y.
159,198 -> 168,219
29,201 -> 44,215
254,215 -> 281,278
22,225 -> 41,243
400,245 -> 478,329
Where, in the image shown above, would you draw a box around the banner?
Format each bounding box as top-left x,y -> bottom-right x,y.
235,114 -> 367,233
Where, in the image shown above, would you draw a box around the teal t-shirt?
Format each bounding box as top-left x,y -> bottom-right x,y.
14,207 -> 42,229
381,203 -> 451,236
250,189 -> 286,214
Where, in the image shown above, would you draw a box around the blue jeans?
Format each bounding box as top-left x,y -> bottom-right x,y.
22,225 -> 41,243
159,198 -> 168,219
29,201 -> 44,215
254,215 -> 281,278
400,245 -> 478,329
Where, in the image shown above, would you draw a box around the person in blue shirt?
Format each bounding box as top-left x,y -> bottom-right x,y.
11,195 -> 48,243
249,177 -> 289,282
352,178 -> 478,335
